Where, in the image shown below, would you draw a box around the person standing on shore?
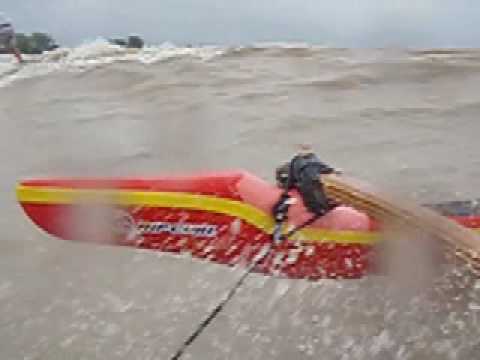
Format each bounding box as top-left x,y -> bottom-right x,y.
0,12 -> 23,63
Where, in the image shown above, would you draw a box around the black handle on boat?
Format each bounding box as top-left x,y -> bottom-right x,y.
272,195 -> 293,244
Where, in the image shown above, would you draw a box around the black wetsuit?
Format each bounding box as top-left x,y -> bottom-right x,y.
274,153 -> 336,218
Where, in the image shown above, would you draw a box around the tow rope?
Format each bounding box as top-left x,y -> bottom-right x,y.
169,152 -> 332,359
168,197 -> 292,360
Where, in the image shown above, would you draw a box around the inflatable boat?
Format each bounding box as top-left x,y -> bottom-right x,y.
16,171 -> 480,279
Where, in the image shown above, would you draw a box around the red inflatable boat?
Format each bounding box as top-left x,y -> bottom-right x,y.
16,171 -> 480,280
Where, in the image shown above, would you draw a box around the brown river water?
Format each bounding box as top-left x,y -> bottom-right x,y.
1,42 -> 480,359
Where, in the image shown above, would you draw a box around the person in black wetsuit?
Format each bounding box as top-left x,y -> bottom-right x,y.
273,147 -> 340,227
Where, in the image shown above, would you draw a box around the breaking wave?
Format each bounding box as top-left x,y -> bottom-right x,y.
2,39 -> 480,89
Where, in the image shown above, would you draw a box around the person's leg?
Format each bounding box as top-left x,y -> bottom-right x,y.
8,34 -> 23,63
11,46 -> 23,63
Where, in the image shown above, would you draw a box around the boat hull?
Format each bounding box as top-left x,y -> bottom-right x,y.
16,171 -> 480,280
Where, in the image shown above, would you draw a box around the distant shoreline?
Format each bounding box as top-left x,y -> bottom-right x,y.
2,37 -> 480,57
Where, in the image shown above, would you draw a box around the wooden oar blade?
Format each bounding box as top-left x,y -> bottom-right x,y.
323,174 -> 480,275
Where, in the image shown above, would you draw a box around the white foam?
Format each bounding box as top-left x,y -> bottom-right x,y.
0,39 -> 229,88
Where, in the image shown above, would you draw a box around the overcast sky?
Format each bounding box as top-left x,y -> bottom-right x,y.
2,1 -> 479,47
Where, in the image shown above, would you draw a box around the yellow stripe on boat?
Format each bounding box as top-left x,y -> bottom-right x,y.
17,185 -> 379,245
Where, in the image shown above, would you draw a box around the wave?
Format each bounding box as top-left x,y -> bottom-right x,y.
0,39 -> 228,87
2,40 -> 480,89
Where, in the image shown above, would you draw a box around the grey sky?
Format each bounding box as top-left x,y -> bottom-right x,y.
3,1 -> 480,47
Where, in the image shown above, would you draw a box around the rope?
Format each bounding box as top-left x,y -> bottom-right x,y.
168,201 -> 289,360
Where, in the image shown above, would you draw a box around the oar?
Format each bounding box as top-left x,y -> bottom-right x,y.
323,174 -> 480,275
